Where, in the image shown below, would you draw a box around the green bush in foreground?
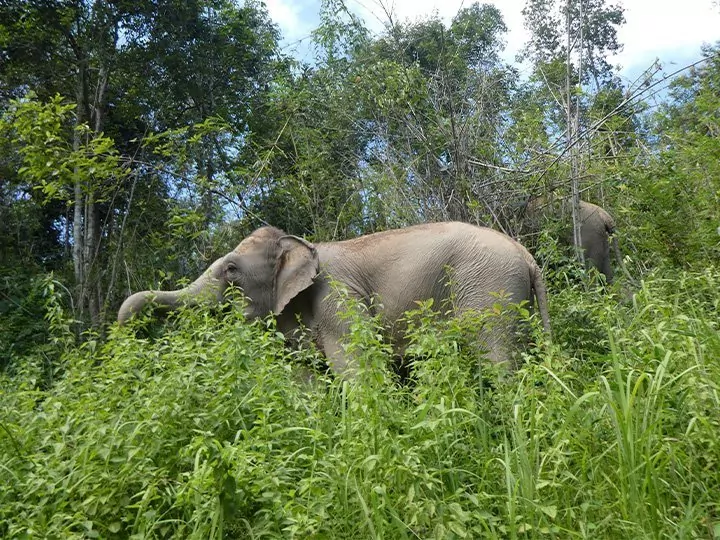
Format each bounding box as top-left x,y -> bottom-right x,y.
1,268 -> 719,538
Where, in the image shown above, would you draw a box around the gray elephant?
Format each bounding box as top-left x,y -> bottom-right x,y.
118,222 -> 551,377
524,198 -> 623,283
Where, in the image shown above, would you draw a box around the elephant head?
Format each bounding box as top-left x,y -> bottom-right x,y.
118,227 -> 320,324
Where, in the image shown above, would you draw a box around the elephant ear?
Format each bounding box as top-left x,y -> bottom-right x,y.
274,235 -> 320,314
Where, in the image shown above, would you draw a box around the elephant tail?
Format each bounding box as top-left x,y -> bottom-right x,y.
602,210 -> 635,284
528,257 -> 552,336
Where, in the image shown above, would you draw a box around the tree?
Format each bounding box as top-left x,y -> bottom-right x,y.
519,0 -> 625,261
232,0 -> 372,240
619,45 -> 720,267
0,0 -> 281,326
1,1 -> 120,323
350,3 -> 513,224
120,0 -> 280,225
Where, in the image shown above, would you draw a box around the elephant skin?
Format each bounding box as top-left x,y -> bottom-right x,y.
525,198 -> 621,283
118,222 -> 551,377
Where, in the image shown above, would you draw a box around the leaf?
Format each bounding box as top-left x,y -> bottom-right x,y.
540,505 -> 557,519
362,455 -> 379,472
448,521 -> 468,538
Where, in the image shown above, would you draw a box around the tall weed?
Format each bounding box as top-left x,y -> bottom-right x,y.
1,267 -> 719,538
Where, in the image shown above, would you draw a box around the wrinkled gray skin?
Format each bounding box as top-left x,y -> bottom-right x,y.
526,199 -> 622,283
118,222 -> 551,377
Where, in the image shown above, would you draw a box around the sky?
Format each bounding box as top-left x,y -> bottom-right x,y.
266,0 -> 720,82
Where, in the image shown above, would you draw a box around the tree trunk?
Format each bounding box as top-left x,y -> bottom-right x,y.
566,0 -> 584,265
85,63 -> 109,326
73,54 -> 88,319
70,5 -> 115,326
83,194 -> 99,324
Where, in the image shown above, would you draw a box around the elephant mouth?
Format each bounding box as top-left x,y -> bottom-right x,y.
219,287 -> 262,320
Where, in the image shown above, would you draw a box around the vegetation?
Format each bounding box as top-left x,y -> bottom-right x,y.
2,269 -> 719,538
1,0 -> 719,537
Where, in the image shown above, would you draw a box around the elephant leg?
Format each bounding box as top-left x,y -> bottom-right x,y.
588,246 -> 613,282
321,332 -> 358,379
291,364 -> 322,387
452,297 -> 519,370
480,317 -> 519,370
600,255 -> 614,283
314,286 -> 382,380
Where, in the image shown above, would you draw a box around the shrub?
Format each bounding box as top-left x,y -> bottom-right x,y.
1,267 -> 718,538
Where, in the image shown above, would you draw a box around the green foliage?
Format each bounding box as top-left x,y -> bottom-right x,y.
0,273 -> 52,374
2,93 -> 128,204
530,230 -> 614,360
2,269 -> 719,538
350,3 -> 514,223
245,46 -> 370,238
522,0 -> 625,78
1,273 -> 76,399
1,0 -> 283,327
615,46 -> 720,268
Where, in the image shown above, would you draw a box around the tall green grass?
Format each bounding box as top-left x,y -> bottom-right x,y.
1,268 -> 719,538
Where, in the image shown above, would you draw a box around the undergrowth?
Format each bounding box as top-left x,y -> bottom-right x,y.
1,268 -> 719,538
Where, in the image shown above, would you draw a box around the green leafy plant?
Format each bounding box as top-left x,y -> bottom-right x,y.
1,254 -> 719,540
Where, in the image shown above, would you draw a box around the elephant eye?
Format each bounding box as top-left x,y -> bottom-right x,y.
224,261 -> 241,279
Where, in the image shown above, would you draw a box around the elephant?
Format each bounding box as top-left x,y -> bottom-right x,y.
118,222 -> 551,377
523,198 -> 623,283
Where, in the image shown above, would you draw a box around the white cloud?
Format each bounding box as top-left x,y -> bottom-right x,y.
613,0 -> 720,76
268,0 -> 720,76
265,0 -> 311,42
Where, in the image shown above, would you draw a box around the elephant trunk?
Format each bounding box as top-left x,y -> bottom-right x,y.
117,260 -> 225,324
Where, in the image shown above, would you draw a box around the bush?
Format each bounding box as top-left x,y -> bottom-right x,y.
1,267 -> 719,538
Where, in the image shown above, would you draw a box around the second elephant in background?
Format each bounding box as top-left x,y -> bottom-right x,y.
523,198 -> 623,283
